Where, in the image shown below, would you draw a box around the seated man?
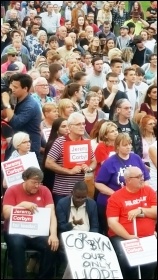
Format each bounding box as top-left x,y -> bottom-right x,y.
106,166 -> 157,279
56,181 -> 99,279
2,167 -> 59,279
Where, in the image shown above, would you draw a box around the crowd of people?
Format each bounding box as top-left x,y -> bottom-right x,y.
1,1 -> 157,279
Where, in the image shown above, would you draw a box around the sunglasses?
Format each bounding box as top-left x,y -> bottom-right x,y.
11,54 -> 18,57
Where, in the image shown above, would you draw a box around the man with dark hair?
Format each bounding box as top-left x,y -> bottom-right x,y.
146,1 -> 157,25
96,21 -> 116,41
86,56 -> 106,89
103,72 -> 128,120
1,73 -> 41,158
131,35 -> 152,67
2,167 -> 59,279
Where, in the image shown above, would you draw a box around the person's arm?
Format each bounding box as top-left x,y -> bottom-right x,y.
95,182 -> 115,196
56,201 -> 74,232
139,17 -> 149,28
45,156 -> 82,175
88,200 -> 99,233
104,85 -> 118,108
46,204 -> 59,251
3,201 -> 39,220
149,146 -> 157,168
107,217 -> 137,239
146,9 -> 157,19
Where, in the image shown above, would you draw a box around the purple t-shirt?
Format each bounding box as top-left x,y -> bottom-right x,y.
95,153 -> 150,206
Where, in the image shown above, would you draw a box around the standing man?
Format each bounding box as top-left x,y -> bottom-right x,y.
86,56 -> 106,89
40,2 -> 60,38
1,73 -> 41,159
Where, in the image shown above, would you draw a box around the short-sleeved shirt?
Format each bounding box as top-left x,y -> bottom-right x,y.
47,135 -> 95,195
106,185 -> 157,237
146,7 -> 157,25
95,153 -> 150,206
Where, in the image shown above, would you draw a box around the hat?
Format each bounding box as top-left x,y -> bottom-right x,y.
7,47 -> 18,55
131,11 -> 140,18
133,35 -> 143,44
120,25 -> 129,30
7,63 -> 19,72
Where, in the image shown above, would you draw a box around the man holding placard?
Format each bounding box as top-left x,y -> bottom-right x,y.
45,112 -> 97,206
2,167 -> 59,279
106,166 -> 157,279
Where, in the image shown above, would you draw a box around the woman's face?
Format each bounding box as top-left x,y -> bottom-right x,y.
58,120 -> 69,136
141,32 -> 148,41
47,108 -> 59,121
18,136 -> 31,154
78,17 -> 85,26
40,34 -> 47,41
71,67 -> 79,77
134,2 -> 139,9
106,126 -> 118,142
64,104 -> 74,117
104,3 -> 110,10
97,90 -> 103,102
87,97 -> 99,109
55,69 -> 62,79
150,55 -> 157,67
148,88 -> 157,100
92,38 -> 100,47
145,120 -> 156,134
26,17 -> 31,25
117,140 -> 132,156
76,86 -> 83,100
107,40 -> 115,50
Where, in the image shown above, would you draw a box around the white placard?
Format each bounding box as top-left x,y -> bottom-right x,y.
1,152 -> 40,188
61,231 -> 123,279
43,128 -> 51,142
121,235 -> 157,266
9,207 -> 51,236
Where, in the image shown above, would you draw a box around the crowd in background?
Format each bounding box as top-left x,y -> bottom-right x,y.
1,1 -> 157,279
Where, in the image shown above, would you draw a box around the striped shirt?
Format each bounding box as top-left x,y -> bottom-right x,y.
47,136 -> 94,195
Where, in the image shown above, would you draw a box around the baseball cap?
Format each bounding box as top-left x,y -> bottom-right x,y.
120,25 -> 129,30
7,47 -> 18,55
7,63 -> 19,72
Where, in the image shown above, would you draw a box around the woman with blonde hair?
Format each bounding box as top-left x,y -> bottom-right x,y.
139,115 -> 156,169
88,37 -> 101,58
121,47 -> 133,71
95,132 -> 150,234
58,99 -> 74,119
95,121 -> 118,176
108,48 -> 122,62
97,2 -> 112,27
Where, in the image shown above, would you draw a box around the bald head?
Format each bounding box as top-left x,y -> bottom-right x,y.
65,37 -> 73,50
124,167 -> 143,179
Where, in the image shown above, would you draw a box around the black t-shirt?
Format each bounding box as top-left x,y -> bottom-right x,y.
103,88 -> 128,120
132,48 -> 145,67
118,122 -> 132,134
146,7 -> 157,24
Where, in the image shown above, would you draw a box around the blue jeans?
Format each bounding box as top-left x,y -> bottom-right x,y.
110,236 -> 156,279
4,232 -> 56,279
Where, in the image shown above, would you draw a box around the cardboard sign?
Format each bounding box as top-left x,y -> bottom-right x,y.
63,140 -> 91,168
9,207 -> 51,236
62,231 -> 123,279
43,128 -> 51,142
121,235 -> 157,267
1,152 -> 40,188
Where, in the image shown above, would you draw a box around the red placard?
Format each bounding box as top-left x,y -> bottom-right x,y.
63,140 -> 91,168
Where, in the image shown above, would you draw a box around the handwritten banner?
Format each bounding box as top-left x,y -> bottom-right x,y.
63,140 -> 91,168
1,152 -> 40,188
121,235 -> 157,266
9,207 -> 51,236
42,128 -> 51,142
62,231 -> 123,279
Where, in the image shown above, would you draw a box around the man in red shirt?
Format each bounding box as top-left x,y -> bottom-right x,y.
106,166 -> 157,279
3,167 -> 59,279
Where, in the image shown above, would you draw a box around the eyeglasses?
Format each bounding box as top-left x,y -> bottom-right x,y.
129,174 -> 144,179
36,84 -> 49,87
108,80 -> 119,83
71,122 -> 86,127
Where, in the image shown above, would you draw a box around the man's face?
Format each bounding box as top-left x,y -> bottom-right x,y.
8,53 -> 17,63
34,18 -> 42,26
117,101 -> 132,119
103,24 -> 110,33
59,27 -> 67,38
50,40 -> 59,50
25,177 -> 41,195
13,40 -> 22,52
10,11 -> 18,19
65,41 -> 73,50
107,76 -> 119,90
125,70 -> 136,84
35,80 -> 49,96
28,1 -> 34,8
136,41 -> 144,48
148,28 -> 155,38
77,2 -> 83,8
10,80 -> 28,98
47,4 -> 54,13
87,14 -> 94,23
111,63 -> 122,75
120,28 -> 128,36
69,117 -> 85,136
53,5 -> 59,13
31,25 -> 39,35
93,60 -> 103,72
12,32 -> 21,40
79,76 -> 87,87
15,2 -> 21,10
40,67 -> 50,80
72,189 -> 87,208
65,21 -> 72,29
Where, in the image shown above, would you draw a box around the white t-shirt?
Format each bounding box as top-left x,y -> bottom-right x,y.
144,39 -> 156,53
135,82 -> 149,106
125,85 -> 138,118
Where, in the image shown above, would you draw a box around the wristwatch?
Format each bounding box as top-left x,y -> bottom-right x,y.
87,167 -> 93,173
4,104 -> 11,109
138,207 -> 144,216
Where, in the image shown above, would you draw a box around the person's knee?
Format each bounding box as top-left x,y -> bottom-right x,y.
6,234 -> 26,249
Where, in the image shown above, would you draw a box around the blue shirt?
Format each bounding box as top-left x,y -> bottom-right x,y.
95,153 -> 150,206
8,95 -> 42,158
32,93 -> 54,111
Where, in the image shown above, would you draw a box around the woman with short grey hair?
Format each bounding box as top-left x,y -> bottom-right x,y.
10,131 -> 31,159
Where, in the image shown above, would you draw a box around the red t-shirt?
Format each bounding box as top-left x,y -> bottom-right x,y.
3,183 -> 53,231
95,142 -> 115,177
106,186 -> 157,238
